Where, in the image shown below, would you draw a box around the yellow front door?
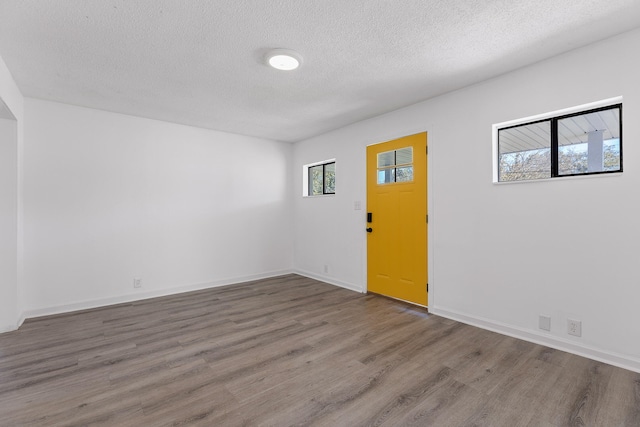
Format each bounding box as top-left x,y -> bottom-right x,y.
366,132 -> 428,306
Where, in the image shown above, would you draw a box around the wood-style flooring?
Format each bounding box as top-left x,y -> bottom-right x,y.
0,274 -> 638,426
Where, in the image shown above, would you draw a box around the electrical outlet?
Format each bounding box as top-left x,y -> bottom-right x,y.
323,265 -> 329,274
567,319 -> 582,337
539,315 -> 551,331
133,278 -> 142,288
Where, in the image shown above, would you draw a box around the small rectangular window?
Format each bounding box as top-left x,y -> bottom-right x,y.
497,103 -> 622,182
306,160 -> 335,196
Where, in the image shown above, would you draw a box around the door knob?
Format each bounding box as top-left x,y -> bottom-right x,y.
366,228 -> 373,233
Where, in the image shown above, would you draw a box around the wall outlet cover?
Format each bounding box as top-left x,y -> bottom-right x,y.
539,315 -> 551,331
567,319 -> 582,337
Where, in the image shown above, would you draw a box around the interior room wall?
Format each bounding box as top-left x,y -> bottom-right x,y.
292,27 -> 640,371
0,117 -> 18,331
22,99 -> 294,316
0,53 -> 24,332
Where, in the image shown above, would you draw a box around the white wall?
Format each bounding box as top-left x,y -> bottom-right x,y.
293,27 -> 640,371
0,54 -> 23,332
23,99 -> 293,315
0,118 -> 18,331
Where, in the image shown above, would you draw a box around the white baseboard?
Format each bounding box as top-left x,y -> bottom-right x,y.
0,324 -> 16,334
17,312 -> 26,329
431,306 -> 640,374
0,312 -> 27,333
294,269 -> 364,294
20,269 -> 295,322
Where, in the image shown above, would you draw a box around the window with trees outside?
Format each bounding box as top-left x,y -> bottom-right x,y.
497,104 -> 622,182
307,161 -> 335,196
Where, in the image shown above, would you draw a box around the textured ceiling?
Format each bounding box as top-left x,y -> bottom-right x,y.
0,1 -> 639,143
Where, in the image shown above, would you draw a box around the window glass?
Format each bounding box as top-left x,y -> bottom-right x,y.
377,168 -> 395,184
497,104 -> 621,182
499,121 -> 551,182
377,147 -> 413,184
324,162 -> 336,194
396,147 -> 413,165
396,166 -> 414,182
557,108 -> 621,175
309,165 -> 323,196
378,151 -> 395,168
306,161 -> 335,196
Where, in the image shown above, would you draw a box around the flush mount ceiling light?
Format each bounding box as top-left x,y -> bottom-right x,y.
266,49 -> 302,71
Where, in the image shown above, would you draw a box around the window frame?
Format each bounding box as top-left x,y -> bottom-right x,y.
304,160 -> 336,196
494,99 -> 623,183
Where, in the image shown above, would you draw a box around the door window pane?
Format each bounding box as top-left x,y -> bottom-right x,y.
378,151 -> 395,168
377,147 -> 413,184
395,147 -> 413,165
377,168 -> 395,184
396,166 -> 413,182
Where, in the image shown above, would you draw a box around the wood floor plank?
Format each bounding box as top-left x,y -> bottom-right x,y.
0,274 -> 638,426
